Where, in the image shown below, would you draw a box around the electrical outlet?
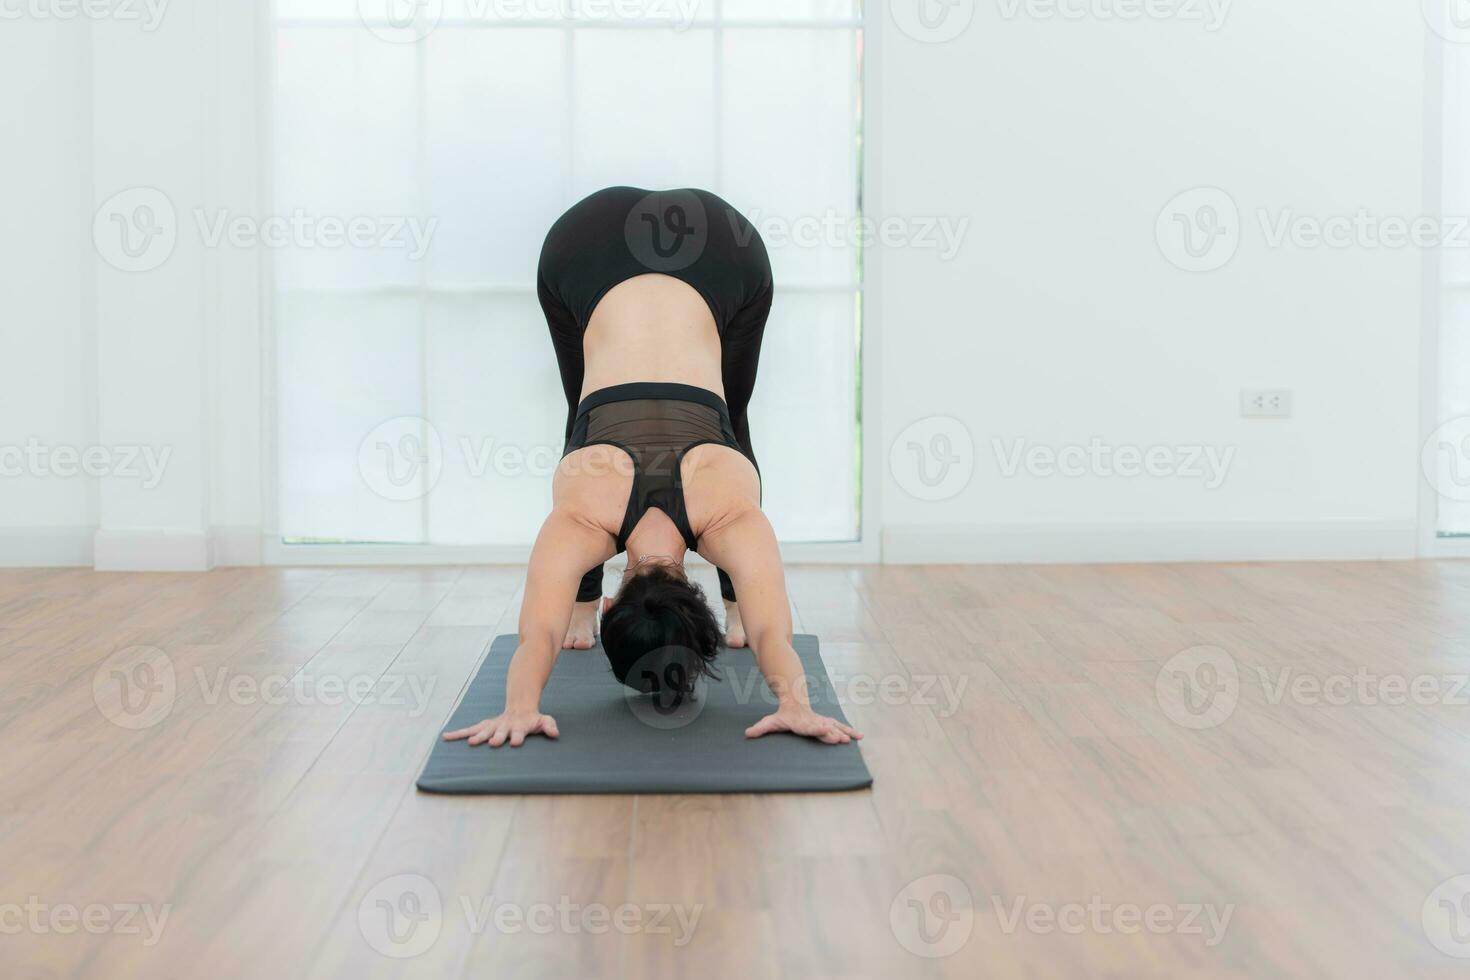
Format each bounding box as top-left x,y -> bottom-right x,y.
1241,388 -> 1292,418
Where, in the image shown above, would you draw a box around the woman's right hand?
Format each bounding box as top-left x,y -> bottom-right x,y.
443,709 -> 560,748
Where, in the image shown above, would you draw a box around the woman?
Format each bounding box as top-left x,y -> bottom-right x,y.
444,186 -> 861,748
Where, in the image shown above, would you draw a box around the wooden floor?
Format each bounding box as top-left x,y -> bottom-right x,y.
6,561 -> 1470,978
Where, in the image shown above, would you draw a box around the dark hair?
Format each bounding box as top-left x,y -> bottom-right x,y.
601,565 -> 722,696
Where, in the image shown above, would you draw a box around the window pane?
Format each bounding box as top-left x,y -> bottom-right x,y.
571,28 -> 717,193
424,28 -> 570,285
721,28 -> 859,288
748,289 -> 859,541
277,292 -> 425,542
274,29 -> 421,290
423,293 -> 566,544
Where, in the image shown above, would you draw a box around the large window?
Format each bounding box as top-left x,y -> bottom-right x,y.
271,1 -> 863,548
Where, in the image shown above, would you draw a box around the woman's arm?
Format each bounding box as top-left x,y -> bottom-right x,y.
697,507 -> 863,745
444,508 -> 613,748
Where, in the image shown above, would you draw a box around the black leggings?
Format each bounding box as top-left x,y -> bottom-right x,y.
536,187 -> 773,605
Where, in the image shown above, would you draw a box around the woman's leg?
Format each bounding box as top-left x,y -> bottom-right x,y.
715,278 -> 774,607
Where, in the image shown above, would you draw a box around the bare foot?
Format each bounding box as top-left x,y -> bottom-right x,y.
723,598 -> 747,648
562,599 -> 599,650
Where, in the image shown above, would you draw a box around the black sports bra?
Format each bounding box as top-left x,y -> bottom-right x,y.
564,382 -> 755,552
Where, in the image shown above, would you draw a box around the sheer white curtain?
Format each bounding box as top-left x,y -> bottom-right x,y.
272,0 -> 862,548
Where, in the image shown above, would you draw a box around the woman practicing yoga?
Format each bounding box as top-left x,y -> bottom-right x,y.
445,186 -> 861,748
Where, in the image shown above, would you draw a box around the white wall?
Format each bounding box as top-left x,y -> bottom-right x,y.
0,18 -> 94,564
0,2 -> 1442,569
877,2 -> 1428,561
0,5 -> 263,570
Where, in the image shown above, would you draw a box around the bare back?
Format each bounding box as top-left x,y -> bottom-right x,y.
580,273 -> 726,399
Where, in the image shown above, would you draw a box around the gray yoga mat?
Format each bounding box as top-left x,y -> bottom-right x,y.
417,633 -> 872,794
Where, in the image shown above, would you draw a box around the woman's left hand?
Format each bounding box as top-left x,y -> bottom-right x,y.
744,707 -> 863,745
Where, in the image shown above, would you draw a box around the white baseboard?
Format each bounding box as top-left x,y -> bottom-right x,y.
881,521 -> 1421,564
209,526 -> 264,566
93,529 -> 212,572
0,522 -> 1429,571
0,526 -> 96,567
